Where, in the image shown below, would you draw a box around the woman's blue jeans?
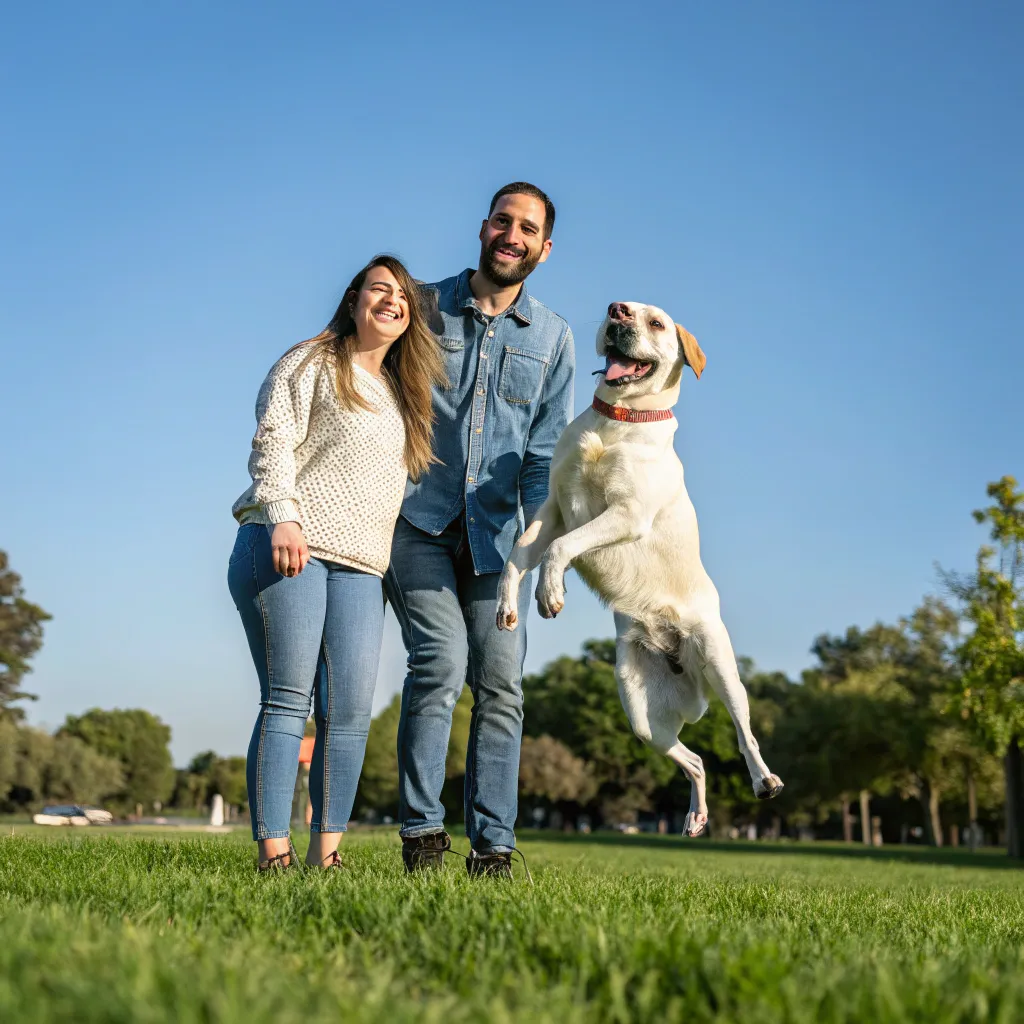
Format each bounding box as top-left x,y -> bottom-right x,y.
227,523 -> 383,841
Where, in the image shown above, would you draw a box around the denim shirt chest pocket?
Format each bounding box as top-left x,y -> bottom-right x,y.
438,334 -> 465,390
497,346 -> 548,405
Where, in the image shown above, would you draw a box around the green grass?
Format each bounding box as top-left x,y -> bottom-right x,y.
1,829 -> 1022,1022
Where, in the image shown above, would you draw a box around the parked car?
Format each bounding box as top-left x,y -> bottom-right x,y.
32,805 -> 114,826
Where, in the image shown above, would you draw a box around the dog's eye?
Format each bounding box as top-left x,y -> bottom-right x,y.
650,320 -> 664,329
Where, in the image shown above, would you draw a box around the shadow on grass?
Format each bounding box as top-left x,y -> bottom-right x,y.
520,829 -> 1021,870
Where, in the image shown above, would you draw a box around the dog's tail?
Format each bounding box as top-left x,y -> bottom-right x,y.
623,620 -> 686,675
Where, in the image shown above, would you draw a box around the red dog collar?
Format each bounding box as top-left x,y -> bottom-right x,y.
592,396 -> 675,423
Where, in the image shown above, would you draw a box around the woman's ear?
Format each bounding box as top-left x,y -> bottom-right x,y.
675,323 -> 706,379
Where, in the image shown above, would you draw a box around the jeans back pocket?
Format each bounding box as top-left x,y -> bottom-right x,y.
228,523 -> 262,566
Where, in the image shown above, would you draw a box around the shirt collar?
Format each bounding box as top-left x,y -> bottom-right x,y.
456,268 -> 533,325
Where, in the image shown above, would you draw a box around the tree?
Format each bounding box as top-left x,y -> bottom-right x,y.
518,735 -> 597,804
945,476 -> 1024,859
0,724 -> 123,810
40,733 -> 126,806
0,551 -> 51,720
0,718 -> 18,799
791,602 -> 993,847
59,708 -> 175,812
171,751 -> 247,811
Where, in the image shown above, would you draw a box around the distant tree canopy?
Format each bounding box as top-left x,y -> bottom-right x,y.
59,708 -> 175,812
519,735 -> 596,804
0,718 -> 124,811
944,475 -> 1024,858
171,751 -> 247,811
0,551 -> 51,721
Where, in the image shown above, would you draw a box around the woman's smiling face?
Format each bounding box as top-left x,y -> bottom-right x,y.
351,265 -> 409,345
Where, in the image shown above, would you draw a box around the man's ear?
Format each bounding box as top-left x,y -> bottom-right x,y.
675,323 -> 706,379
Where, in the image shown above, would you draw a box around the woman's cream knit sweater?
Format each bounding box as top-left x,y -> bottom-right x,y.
231,344 -> 407,578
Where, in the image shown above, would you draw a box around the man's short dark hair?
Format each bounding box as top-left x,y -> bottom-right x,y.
488,182 -> 556,239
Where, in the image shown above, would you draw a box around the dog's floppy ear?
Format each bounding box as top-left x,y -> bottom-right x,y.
675,323 -> 706,379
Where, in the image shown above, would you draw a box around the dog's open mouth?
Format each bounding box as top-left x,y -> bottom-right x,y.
603,346 -> 656,386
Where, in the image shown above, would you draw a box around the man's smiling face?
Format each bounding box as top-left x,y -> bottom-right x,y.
478,193 -> 553,287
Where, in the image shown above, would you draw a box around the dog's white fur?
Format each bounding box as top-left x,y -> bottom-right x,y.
496,302 -> 783,836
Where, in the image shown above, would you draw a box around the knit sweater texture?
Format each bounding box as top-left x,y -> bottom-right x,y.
231,343 -> 407,578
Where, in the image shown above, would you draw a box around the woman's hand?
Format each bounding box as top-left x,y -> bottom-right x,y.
271,522 -> 309,577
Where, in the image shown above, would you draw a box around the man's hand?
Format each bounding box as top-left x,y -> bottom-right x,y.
271,522 -> 309,577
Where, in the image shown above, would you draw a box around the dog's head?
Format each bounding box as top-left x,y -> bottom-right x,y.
596,302 -> 706,398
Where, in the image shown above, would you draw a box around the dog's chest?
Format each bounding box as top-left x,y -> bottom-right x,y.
556,430 -> 614,528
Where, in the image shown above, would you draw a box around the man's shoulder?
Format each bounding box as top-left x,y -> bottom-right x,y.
422,274 -> 460,302
522,292 -> 572,346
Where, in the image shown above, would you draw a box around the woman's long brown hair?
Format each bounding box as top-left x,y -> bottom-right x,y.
291,255 -> 445,481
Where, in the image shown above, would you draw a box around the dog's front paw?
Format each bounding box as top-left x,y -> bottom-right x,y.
495,569 -> 520,631
496,594 -> 519,631
535,568 -> 565,619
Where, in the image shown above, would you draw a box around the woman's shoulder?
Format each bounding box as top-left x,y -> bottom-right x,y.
268,340 -> 331,381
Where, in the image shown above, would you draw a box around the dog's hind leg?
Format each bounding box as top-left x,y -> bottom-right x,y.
614,614 -> 710,837
694,617 -> 784,801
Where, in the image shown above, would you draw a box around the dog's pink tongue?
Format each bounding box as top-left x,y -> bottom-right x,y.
604,354 -> 638,382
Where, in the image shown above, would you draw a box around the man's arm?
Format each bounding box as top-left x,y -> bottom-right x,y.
519,324 -> 575,525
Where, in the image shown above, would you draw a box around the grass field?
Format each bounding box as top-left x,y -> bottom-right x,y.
1,828 -> 1022,1023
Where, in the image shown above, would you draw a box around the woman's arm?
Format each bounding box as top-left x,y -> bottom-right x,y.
247,348 -> 319,575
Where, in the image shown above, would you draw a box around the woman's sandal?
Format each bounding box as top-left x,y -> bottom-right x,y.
257,839 -> 300,872
311,849 -> 344,870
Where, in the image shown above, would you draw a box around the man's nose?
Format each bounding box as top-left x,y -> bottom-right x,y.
501,222 -> 524,246
608,302 -> 633,322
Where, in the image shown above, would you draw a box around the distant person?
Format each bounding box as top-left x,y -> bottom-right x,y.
385,183 -> 575,877
229,255 -> 444,871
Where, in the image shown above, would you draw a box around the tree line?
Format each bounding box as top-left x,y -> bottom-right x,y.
1,477 -> 1021,857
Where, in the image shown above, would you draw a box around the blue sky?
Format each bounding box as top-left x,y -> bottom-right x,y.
2,3 -> 1020,764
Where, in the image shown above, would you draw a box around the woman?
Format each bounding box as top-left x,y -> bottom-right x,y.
228,255 -> 444,870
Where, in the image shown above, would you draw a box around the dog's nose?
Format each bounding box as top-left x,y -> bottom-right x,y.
608,302 -> 633,322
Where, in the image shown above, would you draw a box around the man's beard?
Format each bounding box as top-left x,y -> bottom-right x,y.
479,239 -> 543,287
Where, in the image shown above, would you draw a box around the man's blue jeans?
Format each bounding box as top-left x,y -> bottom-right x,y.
227,523 -> 383,841
384,515 -> 531,853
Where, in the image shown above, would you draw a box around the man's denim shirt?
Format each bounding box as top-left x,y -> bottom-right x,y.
400,269 -> 575,574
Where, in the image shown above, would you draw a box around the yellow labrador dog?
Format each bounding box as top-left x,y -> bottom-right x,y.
496,302 -> 783,837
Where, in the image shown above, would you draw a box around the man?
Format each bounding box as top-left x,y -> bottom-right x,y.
384,182 -> 575,877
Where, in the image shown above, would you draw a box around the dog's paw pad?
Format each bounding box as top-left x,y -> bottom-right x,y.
755,774 -> 784,800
